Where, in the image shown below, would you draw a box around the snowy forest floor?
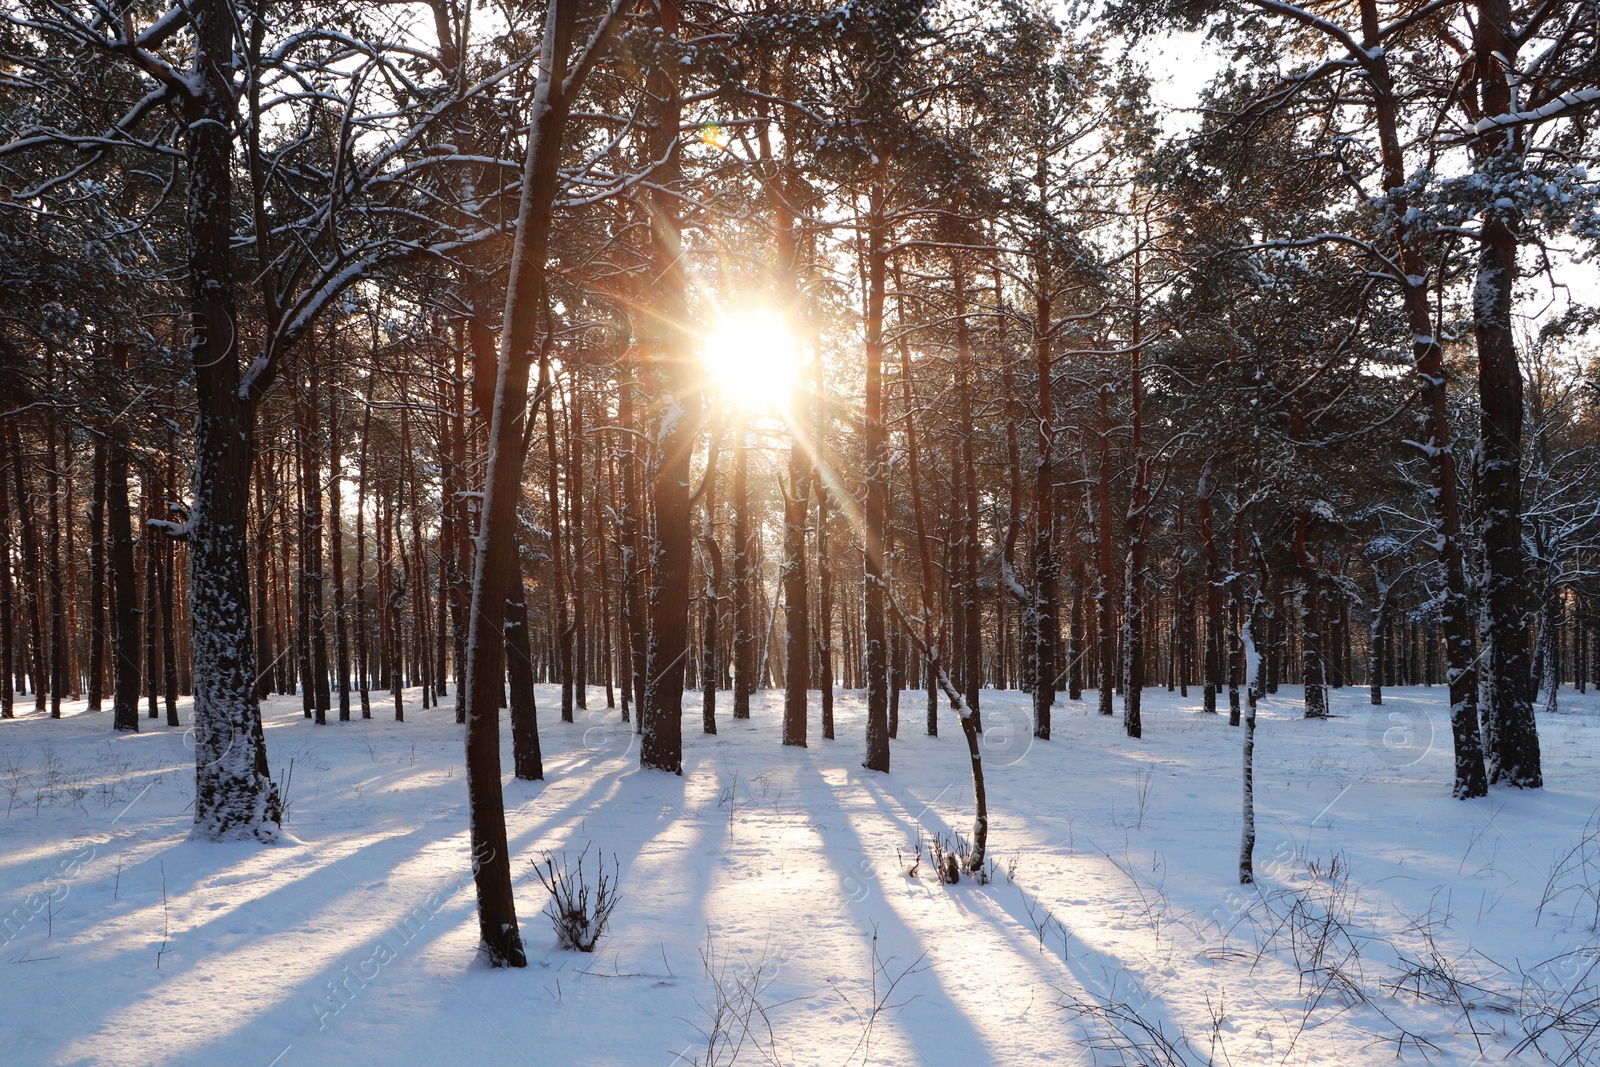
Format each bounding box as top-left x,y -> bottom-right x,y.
4,684 -> 1600,1067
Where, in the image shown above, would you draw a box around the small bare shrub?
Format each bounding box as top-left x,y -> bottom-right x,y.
533,847 -> 620,952
927,831 -> 988,885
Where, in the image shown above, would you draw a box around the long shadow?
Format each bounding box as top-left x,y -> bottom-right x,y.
10,701 -> 645,1060
848,758 -> 1213,1064
167,766 -> 660,1066
505,730 -> 740,1064
12,810 -> 468,1066
779,755 -> 1002,1066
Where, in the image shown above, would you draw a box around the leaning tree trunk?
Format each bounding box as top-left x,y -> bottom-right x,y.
458,0 -> 622,967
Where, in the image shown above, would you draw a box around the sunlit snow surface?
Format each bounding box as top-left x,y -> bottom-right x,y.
4,684 -> 1600,1066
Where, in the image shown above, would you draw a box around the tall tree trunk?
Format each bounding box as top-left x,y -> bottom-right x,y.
1122,241 -> 1147,738
784,404 -> 812,748
252,454 -> 274,701
403,393 -> 433,710
460,0 -> 621,965
44,418 -> 66,717
1198,465 -> 1224,715
355,375 -> 374,719
1095,385 -> 1115,719
896,321 -> 941,738
954,260 -> 982,724
997,265 -> 1032,699
1294,511 -> 1328,718
620,360 -> 647,724
1472,0 -> 1540,788
9,427 -> 46,713
0,464 -> 13,719
106,393 -> 141,733
544,369 -> 574,722
570,380 -> 588,710
305,368 -> 331,724
598,447 -> 617,710
1239,606 -> 1261,884
184,0 -> 280,838
738,417 -> 763,724
507,543 -> 543,781
329,384 -> 351,720
160,454 -> 180,726
640,0 -> 697,775
1032,226 -> 1058,738
700,465 -> 721,735
1356,0 -> 1487,799
294,389 -> 313,717
816,352 -> 835,740
860,191 -> 891,773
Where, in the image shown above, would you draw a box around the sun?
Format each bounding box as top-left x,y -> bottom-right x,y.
700,309 -> 802,411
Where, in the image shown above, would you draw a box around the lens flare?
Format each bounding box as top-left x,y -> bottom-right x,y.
700,309 -> 801,411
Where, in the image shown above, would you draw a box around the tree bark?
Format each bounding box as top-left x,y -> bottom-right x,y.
1095,385 -> 1115,719
329,384 -> 351,720
1032,224 -> 1059,738
1122,240 -> 1148,738
953,259 -> 982,724
507,544 -> 543,781
184,0 -> 281,838
860,191 -> 891,773
105,396 -> 141,733
639,0 -> 697,774
0,463 -> 13,719
9,426 -> 46,714
734,415 -> 758,721
1346,0 -> 1488,797
458,0 -> 613,966
1472,0 -> 1540,788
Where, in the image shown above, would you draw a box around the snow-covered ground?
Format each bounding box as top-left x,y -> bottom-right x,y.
4,682 -> 1600,1066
